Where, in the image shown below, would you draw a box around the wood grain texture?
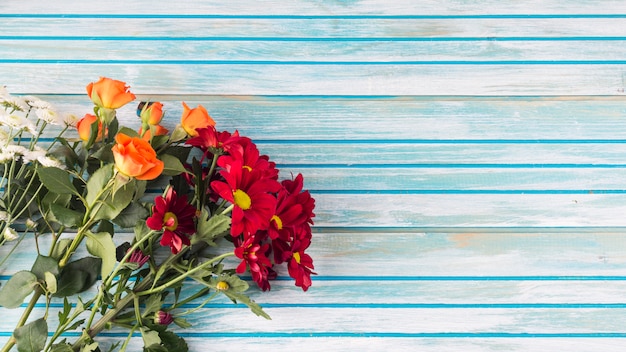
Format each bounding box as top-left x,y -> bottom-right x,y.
3,0 -> 626,350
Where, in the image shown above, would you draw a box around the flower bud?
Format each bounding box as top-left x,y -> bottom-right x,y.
2,226 -> 19,242
154,310 -> 174,326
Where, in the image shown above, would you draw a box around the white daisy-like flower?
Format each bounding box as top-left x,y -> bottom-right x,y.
0,129 -> 9,145
2,226 -> 19,242
36,107 -> 64,125
1,96 -> 28,112
4,144 -> 28,157
0,151 -> 12,163
25,218 -> 37,229
36,155 -> 65,169
22,148 -> 46,163
23,95 -> 52,110
0,112 -> 38,135
0,211 -> 8,221
63,113 -> 80,127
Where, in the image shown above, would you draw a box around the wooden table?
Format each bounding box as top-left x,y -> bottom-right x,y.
2,1 -> 626,350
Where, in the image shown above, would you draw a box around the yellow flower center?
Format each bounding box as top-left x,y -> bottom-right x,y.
233,189 -> 252,210
271,215 -> 283,230
243,165 -> 252,172
163,212 -> 178,231
216,281 -> 230,291
293,252 -> 301,264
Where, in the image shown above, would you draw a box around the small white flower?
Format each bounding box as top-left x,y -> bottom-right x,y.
2,226 -> 19,242
0,111 -> 37,134
0,211 -> 8,221
23,95 -> 52,110
25,219 -> 37,229
4,144 -> 28,158
0,129 -> 9,144
63,113 -> 80,127
1,96 -> 28,112
37,155 -> 65,169
0,151 -> 12,163
36,108 -> 64,125
22,148 -> 46,163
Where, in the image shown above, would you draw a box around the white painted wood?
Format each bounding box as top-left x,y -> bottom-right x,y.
3,0 -> 626,350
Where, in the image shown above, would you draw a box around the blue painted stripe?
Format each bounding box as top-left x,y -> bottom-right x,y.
2,331 -> 626,338
307,190 -> 626,195
3,275 -> 626,282
2,14 -> 626,19
3,59 -> 626,65
31,137 -> 626,144
4,36 -> 626,42
279,163 -> 626,168
7,275 -> 623,281
26,302 -> 626,309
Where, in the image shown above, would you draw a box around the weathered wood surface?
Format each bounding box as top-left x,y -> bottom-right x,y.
3,1 -> 626,351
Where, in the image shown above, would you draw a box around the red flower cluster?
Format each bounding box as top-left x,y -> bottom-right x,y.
144,122 -> 316,291
205,132 -> 316,291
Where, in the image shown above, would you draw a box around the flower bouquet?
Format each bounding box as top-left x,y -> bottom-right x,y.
0,77 -> 316,351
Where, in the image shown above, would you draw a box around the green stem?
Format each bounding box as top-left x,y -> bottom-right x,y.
0,288 -> 43,352
84,230 -> 156,330
137,251 -> 234,297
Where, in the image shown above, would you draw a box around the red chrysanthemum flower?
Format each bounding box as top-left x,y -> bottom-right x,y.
234,234 -> 273,291
287,236 -> 316,291
186,126 -> 243,157
219,138 -> 278,180
268,189 -> 306,241
146,187 -> 197,254
211,158 -> 280,237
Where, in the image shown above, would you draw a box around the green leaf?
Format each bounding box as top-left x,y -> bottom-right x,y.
49,204 -> 83,227
54,257 -> 102,297
160,154 -> 187,176
93,180 -> 135,221
85,164 -> 113,207
191,211 -> 230,246
85,231 -> 116,278
144,294 -> 164,316
140,327 -> 162,348
112,202 -> 149,228
0,271 -> 38,308
37,167 -> 78,196
50,239 -> 72,261
14,318 -> 47,352
223,291 -> 271,320
156,330 -> 188,352
31,255 -> 60,280
117,126 -> 139,138
50,343 -> 74,352
81,342 -> 99,352
173,318 -> 192,329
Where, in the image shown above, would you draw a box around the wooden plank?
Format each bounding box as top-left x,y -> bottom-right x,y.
23,96 -> 626,140
4,232 -> 626,276
4,0 -> 626,15
4,17 -> 626,38
2,64 -> 624,96
6,40 -> 626,63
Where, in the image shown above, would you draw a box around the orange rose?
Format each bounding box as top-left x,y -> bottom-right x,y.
76,114 -> 103,142
139,101 -> 164,125
180,102 -> 215,137
87,77 -> 136,109
112,133 -> 164,180
139,124 -> 169,141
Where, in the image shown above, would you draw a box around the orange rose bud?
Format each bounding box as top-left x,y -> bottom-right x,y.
139,124 -> 169,141
112,133 -> 164,181
76,113 -> 103,142
86,77 -> 136,109
140,101 -> 164,125
180,102 -> 215,137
